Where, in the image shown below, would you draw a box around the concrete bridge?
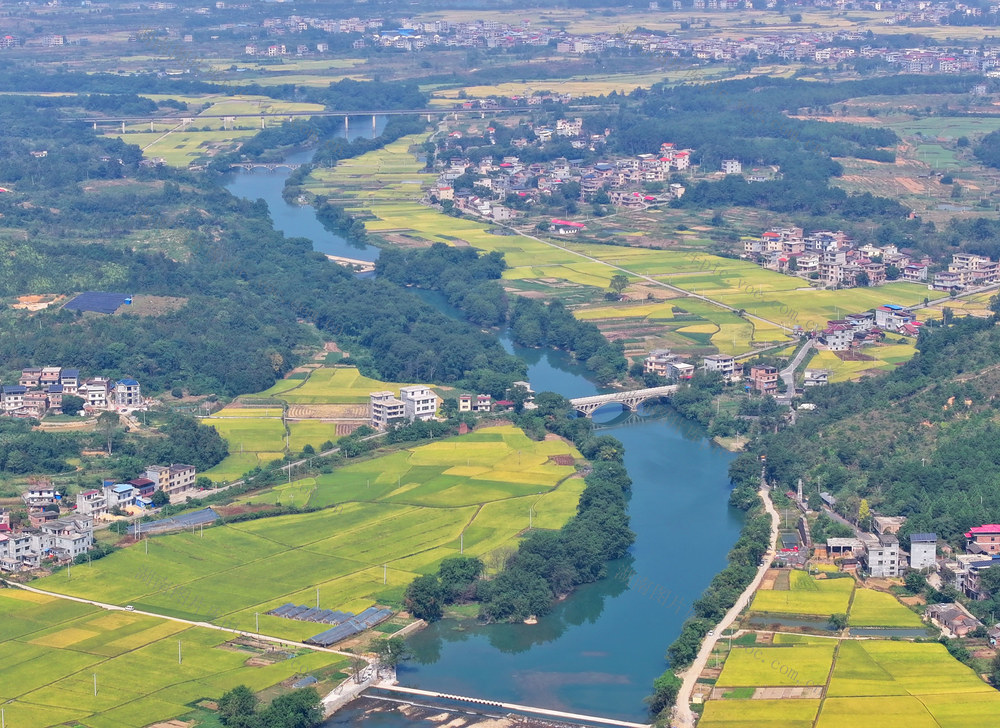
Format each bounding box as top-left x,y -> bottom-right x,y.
229,162 -> 302,171
569,385 -> 678,417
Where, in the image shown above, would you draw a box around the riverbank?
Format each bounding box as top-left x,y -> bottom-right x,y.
226,148 -> 745,726
671,482 -> 780,727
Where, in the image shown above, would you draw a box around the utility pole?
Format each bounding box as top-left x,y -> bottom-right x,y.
383,564 -> 387,585
256,612 -> 259,634
316,588 -> 319,609
178,640 -> 182,664
94,673 -> 97,697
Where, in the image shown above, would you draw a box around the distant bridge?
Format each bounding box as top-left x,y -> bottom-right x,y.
66,104 -> 617,126
569,385 -> 678,417
228,162 -> 301,171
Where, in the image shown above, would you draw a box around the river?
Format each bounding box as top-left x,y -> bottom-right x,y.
224,134 -> 744,725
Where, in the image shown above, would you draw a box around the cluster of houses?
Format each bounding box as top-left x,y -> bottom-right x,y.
745,228 -> 932,288
0,464 -> 197,572
369,386 -> 441,429
436,143 -> 693,223
643,349 -> 782,393
814,505 -> 1000,637
1,366 -> 143,419
222,11 -> 1000,78
747,228 -> 1000,296
817,304 -> 921,354
369,382 -> 536,429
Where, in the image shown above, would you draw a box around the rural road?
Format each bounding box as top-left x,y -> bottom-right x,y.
671,476 -> 780,727
4,580 -> 368,663
778,339 -> 814,403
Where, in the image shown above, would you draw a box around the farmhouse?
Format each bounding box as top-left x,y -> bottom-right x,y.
909,532 -> 938,571
644,349 -> 677,377
926,603 -> 982,637
0,515 -> 94,571
145,464 -> 197,497
874,304 -> 916,333
965,523 -> 1000,554
399,385 -> 438,422
748,365 -> 778,395
860,532 -> 902,577
1,366 -> 143,418
803,369 -> 830,387
703,354 -> 738,380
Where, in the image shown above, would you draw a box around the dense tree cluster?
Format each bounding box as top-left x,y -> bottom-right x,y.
406,394 -> 634,624
377,244 -> 509,327
217,685 -> 322,728
509,297 -> 627,384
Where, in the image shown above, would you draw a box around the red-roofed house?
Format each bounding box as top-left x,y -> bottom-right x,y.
966,525 -> 1000,554
551,219 -> 586,234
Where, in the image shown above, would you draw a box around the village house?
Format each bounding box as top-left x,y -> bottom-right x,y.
821,323 -> 854,352
370,391 -> 405,428
909,532 -> 938,571
860,532 -> 902,577
145,464 -> 197,497
703,354 -> 738,381
803,369 -> 830,387
874,304 -> 916,333
644,349 -> 677,377
721,158 -> 742,174
399,385 -> 438,422
965,523 -> 1000,554
748,365 -> 779,395
926,603 -> 983,637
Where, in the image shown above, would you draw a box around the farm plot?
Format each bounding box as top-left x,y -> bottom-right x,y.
847,589 -> 923,628
39,426 -> 582,638
750,570 -> 854,617
278,366 -> 416,404
698,699 -> 821,728
201,416 -> 286,453
0,590 -> 347,728
716,644 -> 836,687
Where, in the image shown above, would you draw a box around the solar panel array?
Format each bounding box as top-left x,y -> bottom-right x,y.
63,291 -> 130,314
268,603 -> 354,624
130,508 -> 219,536
306,607 -> 394,647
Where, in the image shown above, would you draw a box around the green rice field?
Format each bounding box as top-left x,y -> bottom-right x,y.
38,426 -> 582,641
0,588 -> 347,728
750,570 -> 854,617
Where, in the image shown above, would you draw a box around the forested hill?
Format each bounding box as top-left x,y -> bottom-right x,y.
757,311 -> 1000,547
0,94 -> 524,397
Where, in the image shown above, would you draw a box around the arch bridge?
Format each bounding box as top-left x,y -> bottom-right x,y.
569,385 -> 678,418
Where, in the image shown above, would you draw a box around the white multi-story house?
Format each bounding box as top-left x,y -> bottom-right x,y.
703,354 -> 737,380
370,391 -> 405,429
721,158 -> 742,174
75,489 -> 108,518
399,385 -> 438,422
0,516 -> 93,571
862,532 -> 902,577
114,379 -> 142,409
910,533 -> 938,571
78,378 -> 111,410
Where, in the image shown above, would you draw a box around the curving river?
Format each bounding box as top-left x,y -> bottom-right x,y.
224,125 -> 743,724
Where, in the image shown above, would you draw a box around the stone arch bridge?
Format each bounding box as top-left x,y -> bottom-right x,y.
569,385 -> 679,418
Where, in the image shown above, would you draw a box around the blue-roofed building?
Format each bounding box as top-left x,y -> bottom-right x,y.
104,483 -> 135,510
1,385 -> 27,414
910,532 -> 937,571
60,369 -> 80,394
114,378 -> 142,408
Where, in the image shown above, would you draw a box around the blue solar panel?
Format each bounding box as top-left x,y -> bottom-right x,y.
64,292 -> 130,314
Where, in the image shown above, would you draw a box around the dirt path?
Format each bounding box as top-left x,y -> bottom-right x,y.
672,478 -> 780,727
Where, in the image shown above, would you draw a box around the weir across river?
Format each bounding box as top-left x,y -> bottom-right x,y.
374,684 -> 652,728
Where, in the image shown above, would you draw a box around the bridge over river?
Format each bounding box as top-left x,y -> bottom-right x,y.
569,385 -> 679,417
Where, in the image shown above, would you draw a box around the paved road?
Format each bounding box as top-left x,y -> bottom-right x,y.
672,479 -> 780,727
778,339 -> 814,403
5,580 -> 366,662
